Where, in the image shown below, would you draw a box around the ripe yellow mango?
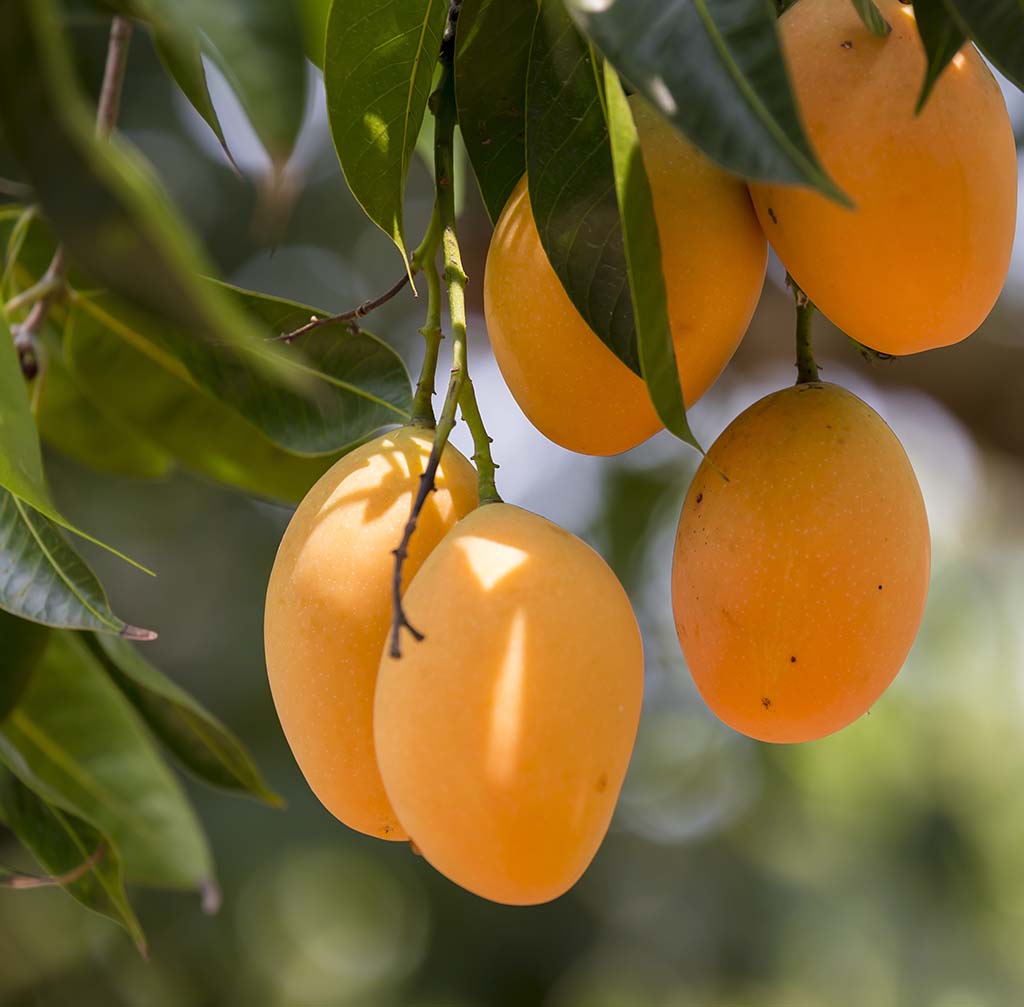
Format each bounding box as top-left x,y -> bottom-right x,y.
673,383 -> 930,743
374,503 -> 643,903
264,428 -> 478,839
749,0 -> 1016,354
483,98 -> 767,456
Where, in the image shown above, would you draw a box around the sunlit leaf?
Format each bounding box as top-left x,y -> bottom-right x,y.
455,0 -> 534,223
84,634 -> 282,807
299,0 -> 332,69
0,632 -> 215,891
0,765 -> 145,950
567,0 -> 847,201
325,0 -> 449,267
0,488 -> 153,638
526,1 -> 638,372
600,71 -> 700,452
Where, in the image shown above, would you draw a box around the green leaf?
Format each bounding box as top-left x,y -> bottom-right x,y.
181,0 -> 309,168
0,0 -> 291,378
36,329 -> 175,480
526,1 -> 638,373
71,286 -> 413,457
0,608 -> 50,723
83,634 -> 282,807
455,0 -> 535,224
945,0 -> 1024,91
599,69 -> 701,452
325,0 -> 449,267
566,0 -> 847,202
0,765 -> 145,951
152,27 -> 233,166
850,0 -> 891,37
912,0 -> 967,112
0,632 -> 215,891
299,0 -> 332,68
64,297 -> 335,501
0,488 -> 154,638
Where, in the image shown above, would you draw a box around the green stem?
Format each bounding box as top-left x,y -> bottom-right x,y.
789,274 -> 819,384
409,207 -> 443,428
459,379 -> 500,504
4,273 -> 65,316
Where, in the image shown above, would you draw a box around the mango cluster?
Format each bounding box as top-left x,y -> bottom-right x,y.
264,0 -> 1015,906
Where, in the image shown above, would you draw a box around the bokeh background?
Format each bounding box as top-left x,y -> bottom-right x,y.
2,14 -> 1024,1006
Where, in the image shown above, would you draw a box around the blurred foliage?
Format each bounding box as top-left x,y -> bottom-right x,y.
0,0 -> 1023,1004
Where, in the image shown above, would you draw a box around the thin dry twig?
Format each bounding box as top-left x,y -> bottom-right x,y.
274,273 -> 411,343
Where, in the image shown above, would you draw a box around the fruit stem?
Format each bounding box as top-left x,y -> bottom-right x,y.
409,206 -> 444,428
459,378 -> 501,505
389,33 -> 500,657
789,274 -> 819,384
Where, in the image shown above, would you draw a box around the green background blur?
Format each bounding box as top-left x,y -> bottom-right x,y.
2,17 -> 1024,1007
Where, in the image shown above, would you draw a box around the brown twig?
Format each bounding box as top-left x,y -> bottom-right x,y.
9,15 -> 133,378
274,273 -> 411,342
0,843 -> 106,890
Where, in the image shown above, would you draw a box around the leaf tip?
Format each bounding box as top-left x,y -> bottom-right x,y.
199,878 -> 222,915
121,625 -> 158,643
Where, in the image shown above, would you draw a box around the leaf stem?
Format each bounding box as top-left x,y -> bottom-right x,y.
409,208 -> 444,428
9,14 -> 133,376
388,33 -> 499,657
788,274 -> 819,384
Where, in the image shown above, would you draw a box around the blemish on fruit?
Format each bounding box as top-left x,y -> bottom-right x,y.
696,492 -> 703,504
767,207 -> 778,225
595,773 -> 608,793
790,656 -> 797,663
761,697 -> 772,710
878,584 -> 883,590
840,40 -> 853,50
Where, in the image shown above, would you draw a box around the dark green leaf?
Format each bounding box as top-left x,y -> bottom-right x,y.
455,0 -> 535,223
83,634 -> 282,807
0,488 -> 154,638
0,608 -> 50,723
913,0 -> 967,112
71,286 -> 412,456
850,0 -> 891,37
0,0 -> 291,378
299,0 -> 332,68
600,70 -> 701,452
64,298 -> 335,500
325,0 -> 449,266
566,0 -> 847,201
0,632 -> 214,891
526,2 -> 638,373
36,329 -> 175,480
945,0 -> 1024,91
152,27 -> 233,165
181,0 -> 309,168
0,765 -> 145,950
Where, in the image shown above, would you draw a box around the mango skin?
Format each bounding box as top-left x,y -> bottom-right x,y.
749,0 -> 1016,355
264,428 -> 478,840
483,98 -> 767,456
672,383 -> 930,743
374,504 -> 643,904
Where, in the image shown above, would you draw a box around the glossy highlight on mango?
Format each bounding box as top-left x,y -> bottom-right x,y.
264,427 -> 478,839
484,98 -> 767,456
672,383 -> 930,743
374,503 -> 643,904
749,0 -> 1016,355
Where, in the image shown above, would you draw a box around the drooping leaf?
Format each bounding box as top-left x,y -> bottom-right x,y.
0,0 -> 290,378
0,765 -> 145,950
64,298 -> 335,501
850,0 -> 891,37
0,633 -> 215,891
83,634 -> 282,807
526,1 -> 638,372
70,286 -> 412,456
0,608 -> 50,723
0,488 -> 153,638
325,0 -> 449,267
566,0 -> 847,201
912,0 -> 967,112
152,27 -> 233,165
600,70 -> 701,452
945,0 -> 1024,91
455,0 -> 535,223
36,329 -> 175,480
181,0 -> 309,168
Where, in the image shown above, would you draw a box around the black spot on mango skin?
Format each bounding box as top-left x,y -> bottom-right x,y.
767,207 -> 779,225
595,773 -> 608,793
841,39 -> 853,49
696,492 -> 703,504
790,656 -> 797,663
761,697 -> 773,711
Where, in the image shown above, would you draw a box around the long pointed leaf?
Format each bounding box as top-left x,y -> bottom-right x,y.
84,634 -> 282,807
945,0 -> 1024,91
912,0 -> 967,113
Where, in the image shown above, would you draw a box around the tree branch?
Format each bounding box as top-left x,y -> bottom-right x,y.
274,273 -> 411,343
